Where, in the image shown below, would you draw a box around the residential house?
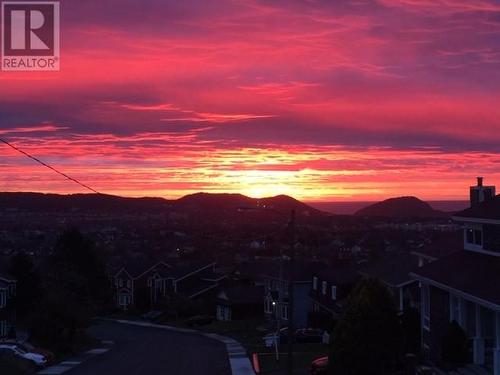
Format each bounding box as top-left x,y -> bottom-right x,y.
360,253 -> 420,312
0,269 -> 16,339
309,265 -> 359,328
411,178 -> 500,374
215,285 -> 264,321
262,261 -> 323,328
112,260 -> 223,310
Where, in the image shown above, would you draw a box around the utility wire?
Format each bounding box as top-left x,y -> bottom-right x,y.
0,137 -> 101,194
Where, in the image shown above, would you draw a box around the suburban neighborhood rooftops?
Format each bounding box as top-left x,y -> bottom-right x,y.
114,259 -> 215,280
115,260 -> 171,278
411,250 -> 500,308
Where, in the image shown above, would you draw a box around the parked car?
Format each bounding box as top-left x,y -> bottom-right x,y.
311,356 -> 328,375
0,344 -> 47,366
295,328 -> 325,343
186,315 -> 213,327
263,327 -> 289,347
1,341 -> 54,363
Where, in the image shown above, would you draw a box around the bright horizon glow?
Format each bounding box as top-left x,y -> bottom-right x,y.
1,0 -> 500,200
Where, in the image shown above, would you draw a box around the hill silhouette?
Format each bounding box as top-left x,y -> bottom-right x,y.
0,191 -> 325,218
354,196 -> 444,218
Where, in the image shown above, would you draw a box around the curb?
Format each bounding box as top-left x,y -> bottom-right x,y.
37,341 -> 114,375
107,319 -> 255,375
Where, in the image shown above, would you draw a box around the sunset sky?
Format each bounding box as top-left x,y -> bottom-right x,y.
1,0 -> 500,201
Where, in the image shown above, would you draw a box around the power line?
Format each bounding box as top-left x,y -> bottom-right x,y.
0,137 -> 101,194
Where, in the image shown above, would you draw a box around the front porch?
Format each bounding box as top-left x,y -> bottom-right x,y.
423,286 -> 500,375
448,296 -> 500,374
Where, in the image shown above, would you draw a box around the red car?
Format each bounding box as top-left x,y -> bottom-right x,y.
311,356 -> 329,375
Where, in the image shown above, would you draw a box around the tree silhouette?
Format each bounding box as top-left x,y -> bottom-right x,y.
329,278 -> 403,375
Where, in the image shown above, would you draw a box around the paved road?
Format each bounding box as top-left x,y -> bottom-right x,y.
66,320 -> 231,375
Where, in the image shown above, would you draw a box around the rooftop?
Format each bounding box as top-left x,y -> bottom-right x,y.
454,195 -> 500,221
360,253 -> 419,287
411,234 -> 462,260
411,250 -> 500,308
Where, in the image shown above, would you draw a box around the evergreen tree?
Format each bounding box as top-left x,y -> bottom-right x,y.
329,278 -> 403,375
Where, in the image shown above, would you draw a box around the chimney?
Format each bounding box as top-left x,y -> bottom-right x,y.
470,177 -> 495,207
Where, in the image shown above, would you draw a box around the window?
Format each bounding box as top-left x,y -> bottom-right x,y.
126,280 -> 132,289
216,305 -> 222,320
465,225 -> 483,247
118,278 -> 123,287
0,290 -> 6,308
331,286 -> 337,300
271,280 -> 277,290
313,276 -> 318,290
474,229 -> 482,245
264,298 -> 272,313
118,294 -> 131,307
466,228 -> 474,244
281,304 -> 289,320
0,320 -> 7,338
322,281 -> 327,295
422,284 -> 430,330
450,294 -> 462,325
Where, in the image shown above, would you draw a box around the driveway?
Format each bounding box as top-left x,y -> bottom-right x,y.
65,320 -> 231,375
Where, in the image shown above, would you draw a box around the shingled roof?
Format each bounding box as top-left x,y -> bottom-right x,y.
411,250 -> 500,309
411,234 -> 462,260
360,253 -> 420,287
454,195 -> 500,221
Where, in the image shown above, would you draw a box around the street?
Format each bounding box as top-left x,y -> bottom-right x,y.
66,320 -> 231,375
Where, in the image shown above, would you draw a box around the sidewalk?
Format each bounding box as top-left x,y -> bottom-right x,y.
110,318 -> 255,375
37,340 -> 114,375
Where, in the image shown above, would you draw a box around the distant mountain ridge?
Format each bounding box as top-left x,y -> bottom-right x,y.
354,196 -> 446,218
0,191 -> 326,217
